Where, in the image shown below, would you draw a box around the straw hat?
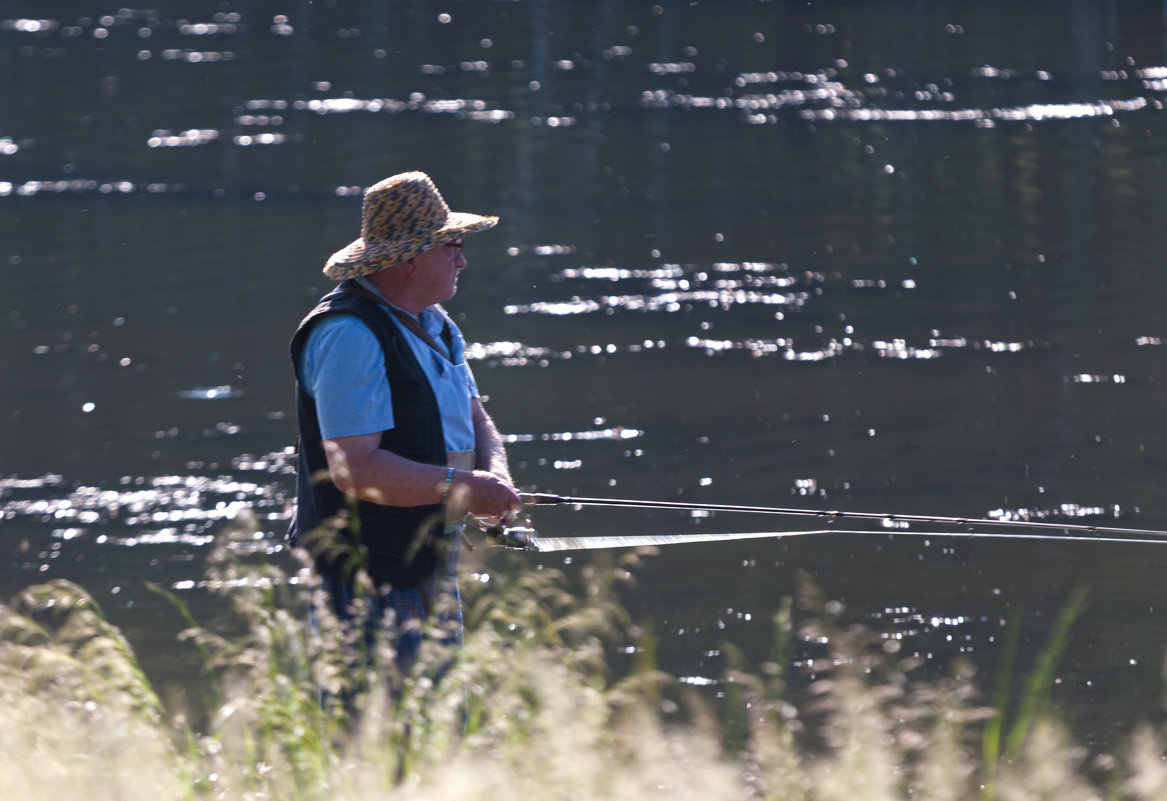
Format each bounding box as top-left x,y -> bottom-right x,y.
323,171 -> 498,280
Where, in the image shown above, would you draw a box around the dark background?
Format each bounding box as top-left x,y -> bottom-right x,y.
4,0 -> 1167,748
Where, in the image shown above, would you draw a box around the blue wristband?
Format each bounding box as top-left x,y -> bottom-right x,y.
441,466 -> 456,504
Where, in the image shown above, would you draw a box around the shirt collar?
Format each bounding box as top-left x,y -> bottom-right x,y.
355,276 -> 446,337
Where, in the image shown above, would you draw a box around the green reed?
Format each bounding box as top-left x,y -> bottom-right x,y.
980,585 -> 1091,801
4,514 -> 1167,801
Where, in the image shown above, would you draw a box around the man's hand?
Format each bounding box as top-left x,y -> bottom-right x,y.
451,469 -> 522,523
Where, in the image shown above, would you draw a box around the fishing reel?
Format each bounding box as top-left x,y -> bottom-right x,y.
485,524 -> 538,551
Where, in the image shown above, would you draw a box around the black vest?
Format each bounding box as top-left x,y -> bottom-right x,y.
289,280 -> 448,588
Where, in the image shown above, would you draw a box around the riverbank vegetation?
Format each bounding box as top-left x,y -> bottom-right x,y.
3,514 -> 1166,801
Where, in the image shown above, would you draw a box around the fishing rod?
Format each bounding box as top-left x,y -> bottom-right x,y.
488,526 -> 1167,553
516,492 -> 1167,540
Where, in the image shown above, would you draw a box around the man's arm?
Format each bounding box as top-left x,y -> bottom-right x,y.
323,429 -> 520,519
471,397 -> 513,482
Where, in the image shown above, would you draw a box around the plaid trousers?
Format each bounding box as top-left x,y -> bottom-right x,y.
317,534 -> 463,685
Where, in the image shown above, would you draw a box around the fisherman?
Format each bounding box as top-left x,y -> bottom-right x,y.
289,171 -> 523,688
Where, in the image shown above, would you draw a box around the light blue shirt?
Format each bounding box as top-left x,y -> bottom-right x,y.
298,286 -> 479,451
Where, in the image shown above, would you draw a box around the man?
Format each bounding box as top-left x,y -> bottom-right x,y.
289,171 -> 523,683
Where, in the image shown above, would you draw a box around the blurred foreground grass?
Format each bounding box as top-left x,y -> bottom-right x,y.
4,514 -> 1167,801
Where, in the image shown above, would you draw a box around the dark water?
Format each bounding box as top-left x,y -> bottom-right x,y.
5,0 -> 1167,748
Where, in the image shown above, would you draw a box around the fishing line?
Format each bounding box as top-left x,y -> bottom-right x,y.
520,492 -> 1167,540
491,526 -> 1167,553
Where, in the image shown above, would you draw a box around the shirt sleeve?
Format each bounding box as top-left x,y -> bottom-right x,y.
298,315 -> 395,439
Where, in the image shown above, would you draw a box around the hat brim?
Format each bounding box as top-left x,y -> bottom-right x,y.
323,211 -> 498,281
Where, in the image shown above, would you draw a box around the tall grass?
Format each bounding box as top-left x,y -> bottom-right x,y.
3,513 -> 1167,800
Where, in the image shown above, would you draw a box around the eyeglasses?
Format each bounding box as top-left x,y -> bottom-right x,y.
447,239 -> 464,250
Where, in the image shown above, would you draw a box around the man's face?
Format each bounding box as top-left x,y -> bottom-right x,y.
411,239 -> 466,303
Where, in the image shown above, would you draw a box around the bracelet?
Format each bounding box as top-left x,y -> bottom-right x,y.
440,466 -> 456,504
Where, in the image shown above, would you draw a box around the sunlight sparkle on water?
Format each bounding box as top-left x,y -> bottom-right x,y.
177,386 -> 242,399
503,426 -> 642,444
988,503 -> 1127,523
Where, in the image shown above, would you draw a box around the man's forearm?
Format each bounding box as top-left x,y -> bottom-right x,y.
474,412 -> 513,483
325,435 -> 448,507
325,433 -> 519,519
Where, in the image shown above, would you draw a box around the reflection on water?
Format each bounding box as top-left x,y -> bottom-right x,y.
175,385 -> 243,400
489,256 -> 1162,376
1,457 -> 292,558
7,0 -> 1167,751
